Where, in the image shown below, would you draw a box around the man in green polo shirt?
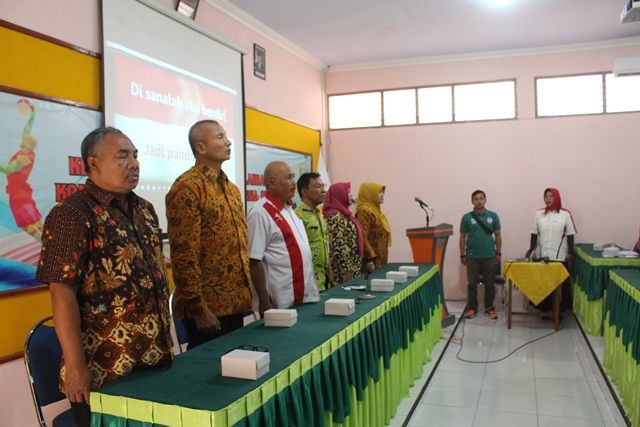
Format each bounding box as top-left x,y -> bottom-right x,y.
459,190 -> 502,319
295,172 -> 334,291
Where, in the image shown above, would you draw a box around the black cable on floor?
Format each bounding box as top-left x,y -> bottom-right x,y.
401,304 -> 624,426
455,313 -> 564,364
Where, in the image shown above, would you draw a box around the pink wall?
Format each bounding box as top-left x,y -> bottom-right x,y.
326,45 -> 640,299
1,0 -> 325,130
1,2 -> 325,425
194,5 -> 324,129
1,0 -> 102,52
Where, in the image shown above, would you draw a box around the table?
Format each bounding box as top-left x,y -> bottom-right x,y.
604,270 -> 640,427
503,260 -> 569,331
90,263 -> 443,427
573,244 -> 640,335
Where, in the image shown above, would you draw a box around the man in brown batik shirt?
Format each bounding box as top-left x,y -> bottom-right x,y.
166,120 -> 252,349
36,127 -> 173,427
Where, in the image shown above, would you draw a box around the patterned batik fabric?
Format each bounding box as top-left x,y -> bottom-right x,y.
326,213 -> 363,284
36,180 -> 173,391
166,164 -> 252,318
295,201 -> 330,291
355,208 -> 391,268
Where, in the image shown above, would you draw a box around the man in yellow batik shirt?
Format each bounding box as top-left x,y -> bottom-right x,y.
166,120 -> 252,349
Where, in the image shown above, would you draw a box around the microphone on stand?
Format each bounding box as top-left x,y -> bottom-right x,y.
414,196 -> 432,227
414,197 -> 430,209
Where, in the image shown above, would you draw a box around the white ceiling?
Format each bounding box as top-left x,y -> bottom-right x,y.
224,0 -> 640,67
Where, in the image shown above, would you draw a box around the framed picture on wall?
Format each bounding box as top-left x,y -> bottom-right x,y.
0,90 -> 101,296
253,43 -> 266,80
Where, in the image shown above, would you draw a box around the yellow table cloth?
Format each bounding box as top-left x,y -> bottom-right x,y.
503,261 -> 569,305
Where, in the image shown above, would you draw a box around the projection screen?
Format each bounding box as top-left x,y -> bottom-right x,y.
102,0 -> 246,231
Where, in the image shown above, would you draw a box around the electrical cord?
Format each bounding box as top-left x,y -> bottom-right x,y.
453,314 -> 564,364
403,302 -> 562,426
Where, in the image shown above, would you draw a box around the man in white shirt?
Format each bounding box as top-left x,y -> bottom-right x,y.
247,161 -> 319,313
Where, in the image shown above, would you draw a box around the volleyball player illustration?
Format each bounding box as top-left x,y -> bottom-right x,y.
0,99 -> 43,241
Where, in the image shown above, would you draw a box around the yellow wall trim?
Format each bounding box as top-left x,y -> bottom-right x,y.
245,108 -> 320,170
0,23 -> 101,108
0,21 -> 321,362
0,289 -> 52,358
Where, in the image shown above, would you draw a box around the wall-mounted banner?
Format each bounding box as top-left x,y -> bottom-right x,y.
245,141 -> 312,212
0,91 -> 101,293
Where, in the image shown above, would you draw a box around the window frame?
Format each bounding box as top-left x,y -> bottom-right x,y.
328,78 -> 518,131
534,71 -> 640,118
327,90 -> 384,130
451,78 -> 518,124
382,87 -> 418,126
534,71 -> 606,119
603,72 -> 640,114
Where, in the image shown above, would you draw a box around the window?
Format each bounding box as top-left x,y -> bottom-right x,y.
418,86 -> 453,124
536,73 -> 640,117
328,92 -> 381,129
383,89 -> 416,126
536,74 -> 603,117
605,73 -> 640,113
328,79 -> 517,130
454,81 -> 516,121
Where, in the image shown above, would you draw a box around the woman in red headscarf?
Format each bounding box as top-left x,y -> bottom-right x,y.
527,187 -> 577,312
323,182 -> 364,284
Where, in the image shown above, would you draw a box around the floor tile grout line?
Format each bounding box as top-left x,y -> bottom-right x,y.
401,302 -> 628,426
572,313 -> 630,426
401,310 -> 466,427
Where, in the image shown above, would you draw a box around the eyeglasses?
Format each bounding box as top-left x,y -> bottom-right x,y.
233,344 -> 269,353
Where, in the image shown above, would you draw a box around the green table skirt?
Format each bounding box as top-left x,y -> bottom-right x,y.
91,264 -> 443,427
574,244 -> 640,301
92,307 -> 441,427
603,270 -> 640,427
572,244 -> 640,336
573,282 -> 604,336
605,271 -> 640,363
604,317 -> 640,427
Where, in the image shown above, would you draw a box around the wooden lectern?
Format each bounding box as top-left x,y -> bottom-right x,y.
406,224 -> 455,327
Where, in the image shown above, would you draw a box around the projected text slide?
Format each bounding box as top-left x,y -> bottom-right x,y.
109,47 -> 240,229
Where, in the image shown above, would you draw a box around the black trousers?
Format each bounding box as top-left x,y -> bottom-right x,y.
71,401 -> 91,427
182,312 -> 244,350
535,261 -> 573,313
466,258 -> 497,311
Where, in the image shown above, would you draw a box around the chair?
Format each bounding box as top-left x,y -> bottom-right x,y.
169,290 -> 188,353
24,316 -> 76,427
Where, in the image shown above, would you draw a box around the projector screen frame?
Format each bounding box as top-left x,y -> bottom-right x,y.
102,0 -> 248,237
129,0 -> 245,55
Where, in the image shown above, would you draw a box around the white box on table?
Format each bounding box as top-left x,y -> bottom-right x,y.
370,279 -> 395,292
265,318 -> 297,327
324,298 -> 355,316
221,349 -> 270,380
386,271 -> 408,283
264,309 -> 297,327
399,266 -> 419,277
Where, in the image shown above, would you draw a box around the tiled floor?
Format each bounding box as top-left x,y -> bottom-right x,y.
389,301 -> 628,427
